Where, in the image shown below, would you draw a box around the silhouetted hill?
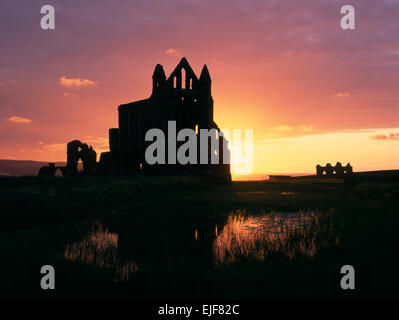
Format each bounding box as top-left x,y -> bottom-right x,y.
0,159 -> 66,176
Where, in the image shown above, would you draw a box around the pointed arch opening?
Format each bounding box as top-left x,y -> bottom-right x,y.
181,68 -> 186,89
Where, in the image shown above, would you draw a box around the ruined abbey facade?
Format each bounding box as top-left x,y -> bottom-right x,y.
316,162 -> 353,177
39,58 -> 231,182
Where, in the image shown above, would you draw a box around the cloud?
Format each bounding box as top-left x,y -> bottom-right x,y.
6,116 -> 32,124
370,133 -> 399,140
38,143 -> 66,153
84,136 -> 109,151
211,58 -> 222,63
63,92 -> 76,97
298,125 -> 313,132
165,48 -> 181,56
263,132 -> 281,138
282,50 -> 295,56
0,80 -> 15,86
272,125 -> 292,132
335,92 -> 350,97
59,76 -> 98,88
261,124 -> 314,141
38,137 -> 109,156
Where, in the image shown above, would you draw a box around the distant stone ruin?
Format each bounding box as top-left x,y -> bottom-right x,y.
38,163 -> 59,176
38,140 -> 96,177
316,162 -> 353,177
64,140 -> 97,176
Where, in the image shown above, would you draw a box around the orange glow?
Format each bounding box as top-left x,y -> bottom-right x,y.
2,1 -> 399,176
212,210 -> 338,264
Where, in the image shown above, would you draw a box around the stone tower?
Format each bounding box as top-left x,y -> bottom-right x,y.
99,57 -> 230,181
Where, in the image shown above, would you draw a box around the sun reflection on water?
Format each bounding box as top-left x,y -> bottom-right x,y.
213,210 -> 340,265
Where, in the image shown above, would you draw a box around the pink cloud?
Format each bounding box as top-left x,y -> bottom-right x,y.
84,137 -> 109,152
165,48 -> 181,56
6,116 -> 32,124
38,143 -> 66,153
282,50 -> 295,56
0,79 -> 15,86
335,92 -> 350,97
59,76 -> 98,88
63,92 -> 76,97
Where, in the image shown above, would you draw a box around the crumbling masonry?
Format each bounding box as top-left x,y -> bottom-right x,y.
39,58 -> 231,182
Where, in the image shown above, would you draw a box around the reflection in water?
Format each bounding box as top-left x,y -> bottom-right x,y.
64,221 -> 138,282
236,191 -> 297,195
236,191 -> 269,195
213,210 -> 340,265
63,211 -> 340,278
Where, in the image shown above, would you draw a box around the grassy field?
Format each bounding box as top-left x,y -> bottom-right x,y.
0,175 -> 398,300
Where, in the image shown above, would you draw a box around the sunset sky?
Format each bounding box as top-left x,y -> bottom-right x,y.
1,0 -> 399,177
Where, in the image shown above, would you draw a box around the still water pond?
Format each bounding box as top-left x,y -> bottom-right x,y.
62,210 -> 340,283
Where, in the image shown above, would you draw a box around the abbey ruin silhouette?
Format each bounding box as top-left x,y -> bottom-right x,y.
316,162 -> 353,177
39,58 -> 231,181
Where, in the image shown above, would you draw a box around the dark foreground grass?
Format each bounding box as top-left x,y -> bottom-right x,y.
0,176 -> 398,300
